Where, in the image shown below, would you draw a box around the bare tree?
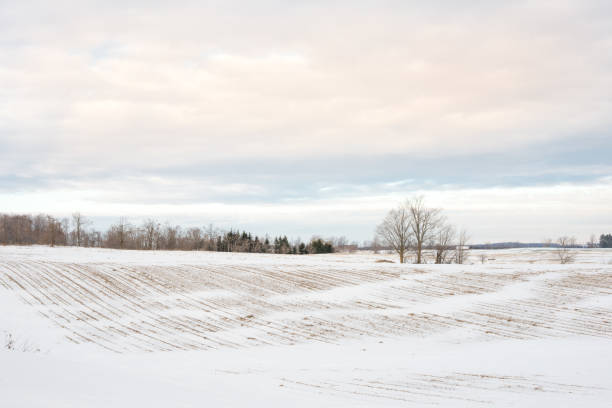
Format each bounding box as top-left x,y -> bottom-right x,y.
108,217 -> 131,249
203,223 -> 218,251
371,236 -> 381,254
377,197 -> 468,264
333,236 -> 349,252
433,223 -> 455,264
47,216 -> 58,247
588,234 -> 597,248
407,196 -> 442,264
91,230 -> 102,248
556,236 -> 576,264
376,204 -> 412,263
164,224 -> 180,250
455,229 -> 470,264
186,227 -> 203,250
142,219 -> 160,250
60,218 -> 69,245
71,212 -> 91,247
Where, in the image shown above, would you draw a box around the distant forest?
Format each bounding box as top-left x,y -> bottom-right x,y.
0,213 -> 335,254
1,212 -> 610,254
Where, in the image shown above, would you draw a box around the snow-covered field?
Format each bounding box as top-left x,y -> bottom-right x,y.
1,246 -> 611,407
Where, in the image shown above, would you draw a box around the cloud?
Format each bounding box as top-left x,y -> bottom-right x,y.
1,1 -> 611,241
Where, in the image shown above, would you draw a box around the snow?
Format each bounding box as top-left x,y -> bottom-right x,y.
1,245 -> 611,407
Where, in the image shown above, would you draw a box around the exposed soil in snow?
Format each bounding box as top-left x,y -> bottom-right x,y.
1,246 -> 611,407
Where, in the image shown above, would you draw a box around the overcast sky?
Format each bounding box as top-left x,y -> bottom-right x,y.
1,1 -> 611,243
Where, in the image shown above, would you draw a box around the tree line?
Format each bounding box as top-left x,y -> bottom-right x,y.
2,209 -> 608,258
0,213 -> 335,254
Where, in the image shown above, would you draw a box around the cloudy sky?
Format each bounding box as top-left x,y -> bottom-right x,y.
1,1 -> 611,243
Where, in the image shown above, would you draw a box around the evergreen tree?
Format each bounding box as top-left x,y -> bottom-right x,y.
299,242 -> 307,254
309,238 -> 334,254
600,234 -> 612,248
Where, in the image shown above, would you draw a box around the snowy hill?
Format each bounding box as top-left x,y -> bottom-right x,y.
1,246 -> 611,407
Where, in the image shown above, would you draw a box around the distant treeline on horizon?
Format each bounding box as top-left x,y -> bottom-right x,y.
469,238 -> 610,249
0,213 -> 335,254
1,213 -> 610,252
470,242 -> 566,249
